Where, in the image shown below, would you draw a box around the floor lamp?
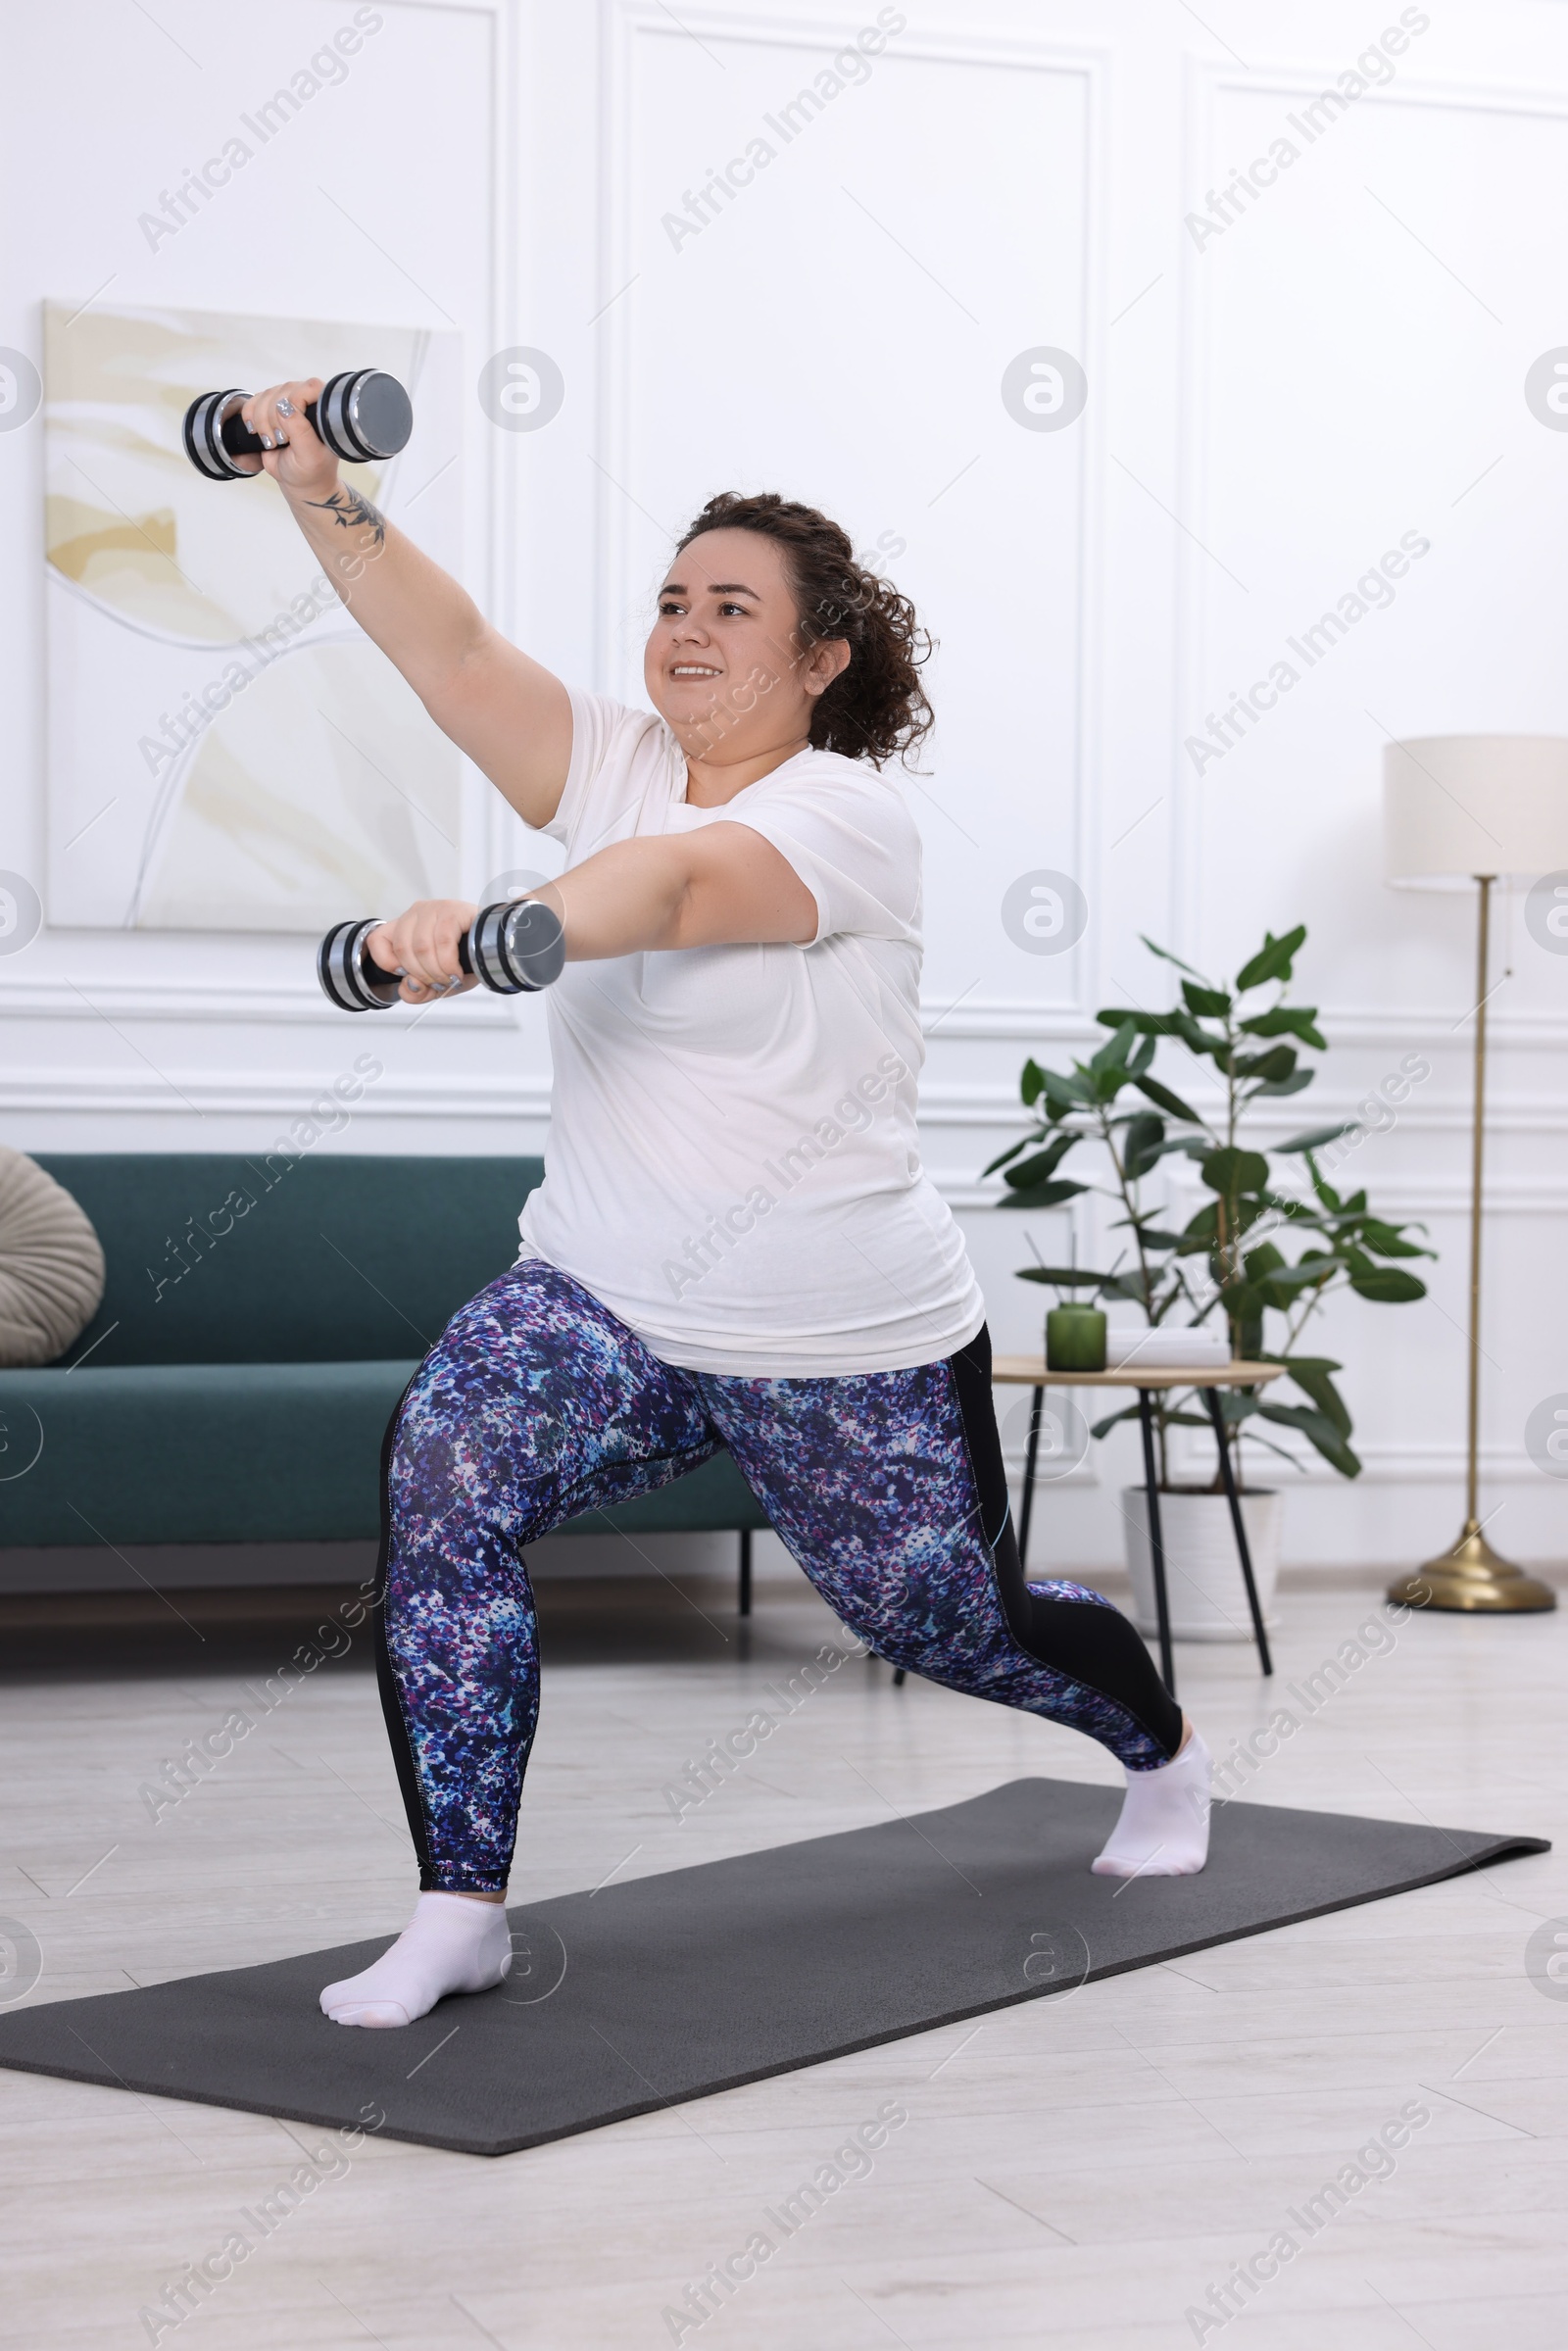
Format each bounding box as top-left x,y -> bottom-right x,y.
1384,735 -> 1568,1613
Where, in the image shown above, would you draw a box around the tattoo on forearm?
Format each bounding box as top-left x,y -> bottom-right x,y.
305,485 -> 387,548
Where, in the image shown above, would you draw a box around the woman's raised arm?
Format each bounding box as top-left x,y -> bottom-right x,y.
239,376 -> 572,831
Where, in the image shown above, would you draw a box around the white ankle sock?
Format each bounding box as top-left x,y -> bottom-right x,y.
320,1892 -> 513,2029
1091,1730 -> 1211,1879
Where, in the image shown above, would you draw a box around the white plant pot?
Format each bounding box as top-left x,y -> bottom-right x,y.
1121,1485 -> 1283,1641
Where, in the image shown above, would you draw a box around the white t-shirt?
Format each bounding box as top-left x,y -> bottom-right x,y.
514,688 -> 985,1377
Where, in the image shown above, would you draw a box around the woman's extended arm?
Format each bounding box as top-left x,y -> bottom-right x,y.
239,376 -> 572,830
369,825 -> 816,999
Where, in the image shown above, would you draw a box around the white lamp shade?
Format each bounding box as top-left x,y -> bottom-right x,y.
1384,734 -> 1568,887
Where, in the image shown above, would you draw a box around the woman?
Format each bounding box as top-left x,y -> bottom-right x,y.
237,378 -> 1211,2031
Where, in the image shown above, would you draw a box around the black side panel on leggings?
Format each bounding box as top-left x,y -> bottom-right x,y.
947,1327 -> 1183,1759
371,1381 -> 438,1887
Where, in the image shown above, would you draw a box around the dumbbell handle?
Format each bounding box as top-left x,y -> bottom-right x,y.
220,395 -> 330,461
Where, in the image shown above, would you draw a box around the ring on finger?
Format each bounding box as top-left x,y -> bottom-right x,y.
275,396 -> 295,417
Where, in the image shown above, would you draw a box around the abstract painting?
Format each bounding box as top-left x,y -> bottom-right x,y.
44,301 -> 462,931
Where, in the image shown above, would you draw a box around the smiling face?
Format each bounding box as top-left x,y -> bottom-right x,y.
644,527 -> 849,768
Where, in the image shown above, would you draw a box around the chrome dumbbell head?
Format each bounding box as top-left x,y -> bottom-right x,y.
467,899 -> 566,994
182,388 -> 250,482
314,369 -> 414,463
317,918 -> 402,1012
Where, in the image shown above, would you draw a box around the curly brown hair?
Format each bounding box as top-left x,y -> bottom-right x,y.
672,490 -> 934,769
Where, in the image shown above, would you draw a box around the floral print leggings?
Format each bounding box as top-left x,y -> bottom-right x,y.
374,1262 -> 1184,1892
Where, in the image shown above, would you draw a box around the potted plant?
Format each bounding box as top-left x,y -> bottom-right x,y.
984,926 -> 1434,1638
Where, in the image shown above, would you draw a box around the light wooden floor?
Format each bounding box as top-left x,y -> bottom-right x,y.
2,1563 -> 1565,2350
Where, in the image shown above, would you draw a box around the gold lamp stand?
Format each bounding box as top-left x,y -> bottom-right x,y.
1388,875 -> 1555,1613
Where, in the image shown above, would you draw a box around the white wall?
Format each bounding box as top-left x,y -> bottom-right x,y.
3,0 -> 1566,1568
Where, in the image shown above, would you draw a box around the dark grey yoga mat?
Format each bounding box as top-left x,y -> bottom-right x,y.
0,1778 -> 1545,2157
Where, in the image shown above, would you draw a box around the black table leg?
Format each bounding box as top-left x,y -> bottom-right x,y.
738,1529 -> 752,1618
1202,1386 -> 1273,1678
1018,1383 -> 1045,1570
1137,1386 -> 1175,1698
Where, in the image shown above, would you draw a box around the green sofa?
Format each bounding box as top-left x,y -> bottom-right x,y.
0,1153 -> 767,1592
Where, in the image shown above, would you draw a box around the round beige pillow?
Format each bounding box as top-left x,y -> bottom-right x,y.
0,1149 -> 106,1366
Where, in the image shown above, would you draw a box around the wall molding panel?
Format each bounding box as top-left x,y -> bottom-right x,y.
597,2 -> 1110,1021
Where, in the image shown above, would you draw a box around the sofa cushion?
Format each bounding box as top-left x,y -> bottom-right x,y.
0,1150 -> 106,1366
0,1362 -> 769,1548
0,1361 -> 417,1545
29,1154 -> 545,1367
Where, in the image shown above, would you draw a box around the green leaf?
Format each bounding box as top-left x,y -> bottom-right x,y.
998,1179 -> 1091,1210
1172,1011 -> 1226,1060
1020,1057 -> 1048,1108
1244,1432 -> 1313,1470
1250,1069 -> 1315,1097
1200,1146 -> 1270,1198
1239,1005 -> 1327,1050
1042,1069 -> 1094,1113
1356,1218 -> 1431,1259
1121,1112 -> 1165,1179
1095,1007 -> 1182,1036
1258,1400 -> 1361,1478
1266,1261 -> 1337,1296
1304,1155 -> 1344,1211
1138,935 -> 1206,978
1279,1123 -> 1355,1153
1348,1266 -> 1428,1303
1091,1405 -> 1144,1439
1218,1281 -> 1265,1328
1001,1136 -> 1077,1189
1133,1072 -> 1202,1123
1090,1018 -> 1139,1073
1235,925 -> 1307,993
1282,1359 -> 1352,1437
1181,980 -> 1232,1017
1129,1032 -> 1156,1076
1234,1045 -> 1298,1084
982,1137 -> 1031,1177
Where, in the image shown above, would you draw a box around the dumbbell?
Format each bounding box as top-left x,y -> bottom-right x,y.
318,899 -> 565,1012
183,369 -> 413,482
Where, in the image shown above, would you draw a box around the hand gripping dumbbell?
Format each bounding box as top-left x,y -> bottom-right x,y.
183,369 -> 413,481
318,899 -> 565,1012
